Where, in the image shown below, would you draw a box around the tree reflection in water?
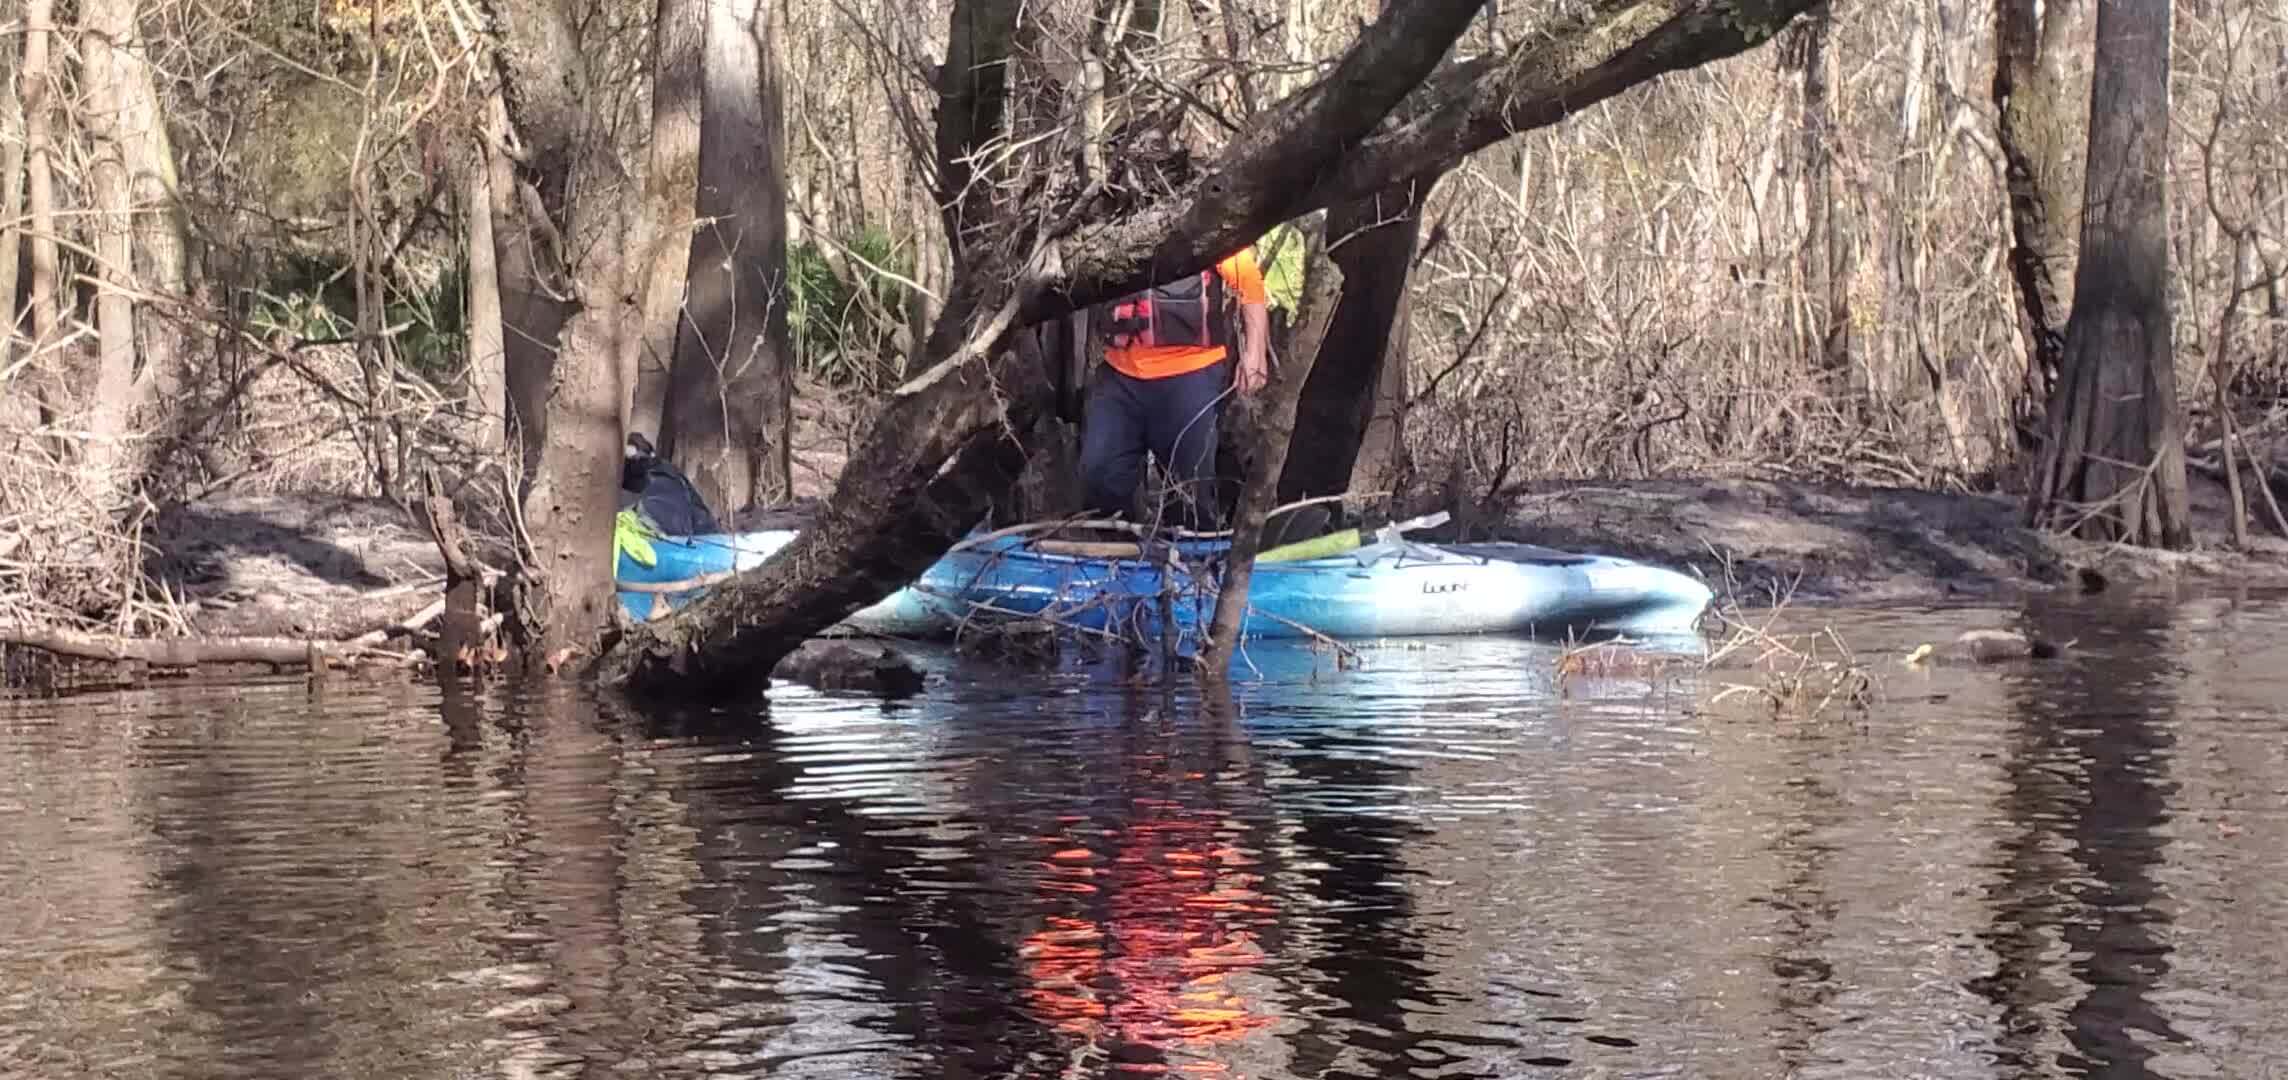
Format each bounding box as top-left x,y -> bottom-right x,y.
1972,595 -> 2188,1075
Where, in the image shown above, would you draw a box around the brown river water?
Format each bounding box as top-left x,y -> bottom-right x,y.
5,588 -> 2288,1079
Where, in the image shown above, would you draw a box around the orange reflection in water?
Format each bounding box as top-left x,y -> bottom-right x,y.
1018,790 -> 1278,1058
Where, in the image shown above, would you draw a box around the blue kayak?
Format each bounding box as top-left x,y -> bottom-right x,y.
616,527 -> 1714,646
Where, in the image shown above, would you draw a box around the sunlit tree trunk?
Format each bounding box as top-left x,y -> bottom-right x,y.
78,0 -> 149,507
629,0 -> 704,439
463,155 -> 507,452
661,0 -> 795,513
1,49 -> 23,362
1994,0 -> 2089,443
488,0 -> 638,666
111,0 -> 186,403
2028,0 -> 2189,548
22,0 -> 60,367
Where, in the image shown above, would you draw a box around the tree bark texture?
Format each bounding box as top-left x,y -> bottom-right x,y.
932,0 -> 1024,261
610,0 -> 1829,699
1201,226 -> 1340,676
77,0 -> 149,510
108,0 -> 187,401
1793,7 -> 1852,378
1347,295 -> 1414,496
1,63 -> 23,361
464,156 -> 508,451
484,87 -> 569,477
660,0 -> 796,514
1993,0 -> 2089,438
488,0 -> 640,666
1276,175 -> 1437,507
629,0 -> 704,440
612,282 -> 1055,699
20,0 -> 59,353
2028,0 -> 2189,549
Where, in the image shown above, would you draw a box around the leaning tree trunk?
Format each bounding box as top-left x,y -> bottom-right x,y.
1994,0 -> 2090,448
628,0 -> 704,439
1277,173 -> 1439,508
1202,224 -> 1340,676
607,0 -> 1830,700
488,0 -> 639,668
660,0 -> 796,514
2027,0 -> 2189,549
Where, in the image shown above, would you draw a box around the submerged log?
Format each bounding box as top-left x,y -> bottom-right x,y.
771,638 -> 926,698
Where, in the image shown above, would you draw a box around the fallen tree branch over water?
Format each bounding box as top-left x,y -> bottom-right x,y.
603,0 -> 1828,701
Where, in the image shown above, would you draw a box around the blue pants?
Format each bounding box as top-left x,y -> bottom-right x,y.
1079,359 -> 1229,528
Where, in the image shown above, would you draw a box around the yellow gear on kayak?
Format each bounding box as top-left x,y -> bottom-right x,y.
1257,528 -> 1365,564
615,509 -> 661,568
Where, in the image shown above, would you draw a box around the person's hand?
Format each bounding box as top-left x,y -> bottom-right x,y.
1236,355 -> 1269,396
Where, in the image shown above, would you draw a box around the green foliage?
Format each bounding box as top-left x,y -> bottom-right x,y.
245,250 -> 467,381
615,509 -> 662,568
787,226 -> 913,388
1254,223 -> 1307,316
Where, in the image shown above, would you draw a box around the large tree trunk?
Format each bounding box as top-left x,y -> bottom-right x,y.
1276,174 -> 1437,507
2027,0 -> 2189,549
110,0 -> 187,402
628,0 -> 704,439
484,66 -> 570,478
77,0 -> 151,509
1993,0 -> 2089,442
608,0 -> 1829,699
1347,299 -> 1413,496
660,0 -> 796,514
489,0 -> 639,667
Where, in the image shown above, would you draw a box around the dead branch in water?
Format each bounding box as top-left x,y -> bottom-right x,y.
0,621 -> 415,669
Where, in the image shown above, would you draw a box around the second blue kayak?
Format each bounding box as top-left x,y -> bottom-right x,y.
616,528 -> 1714,645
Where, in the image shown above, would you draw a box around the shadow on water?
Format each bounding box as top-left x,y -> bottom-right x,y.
1970,594 -> 2187,1077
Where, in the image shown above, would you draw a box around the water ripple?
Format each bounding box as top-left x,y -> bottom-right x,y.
4,592 -> 2288,1077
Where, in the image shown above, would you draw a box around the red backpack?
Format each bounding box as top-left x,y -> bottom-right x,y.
1097,268 -> 1229,350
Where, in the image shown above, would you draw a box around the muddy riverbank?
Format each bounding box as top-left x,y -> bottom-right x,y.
1488,476 -> 2288,607
139,475 -> 2288,644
